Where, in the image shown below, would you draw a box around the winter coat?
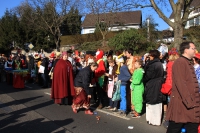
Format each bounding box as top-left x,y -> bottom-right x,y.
166,56 -> 200,123
161,61 -> 174,95
74,65 -> 93,95
144,58 -> 164,104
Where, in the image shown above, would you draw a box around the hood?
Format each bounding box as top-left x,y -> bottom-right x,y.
96,50 -> 104,61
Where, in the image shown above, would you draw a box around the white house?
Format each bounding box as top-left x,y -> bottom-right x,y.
81,11 -> 142,34
169,0 -> 200,31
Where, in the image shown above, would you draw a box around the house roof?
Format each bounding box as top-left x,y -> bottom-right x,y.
169,0 -> 200,19
82,11 -> 142,28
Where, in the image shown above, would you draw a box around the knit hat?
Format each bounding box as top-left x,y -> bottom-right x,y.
168,48 -> 179,55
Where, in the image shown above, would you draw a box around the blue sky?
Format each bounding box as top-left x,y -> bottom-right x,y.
0,0 -> 171,31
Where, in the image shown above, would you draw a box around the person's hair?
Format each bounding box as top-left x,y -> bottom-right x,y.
168,54 -> 179,61
108,59 -> 115,64
90,62 -> 98,67
149,50 -> 160,59
180,41 -> 193,54
136,59 -> 143,66
126,48 -> 133,55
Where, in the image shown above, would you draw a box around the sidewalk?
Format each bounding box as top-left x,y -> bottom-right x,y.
0,92 -> 71,133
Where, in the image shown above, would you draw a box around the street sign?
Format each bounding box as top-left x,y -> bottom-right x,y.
28,43 -> 34,49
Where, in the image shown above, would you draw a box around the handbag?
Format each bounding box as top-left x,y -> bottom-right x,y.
48,67 -> 54,79
112,81 -> 121,101
107,77 -> 114,98
38,65 -> 45,73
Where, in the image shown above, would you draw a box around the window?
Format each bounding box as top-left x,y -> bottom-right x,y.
89,30 -> 94,33
189,19 -> 194,26
196,16 -> 200,26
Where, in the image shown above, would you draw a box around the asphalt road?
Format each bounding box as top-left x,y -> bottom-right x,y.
0,82 -> 166,133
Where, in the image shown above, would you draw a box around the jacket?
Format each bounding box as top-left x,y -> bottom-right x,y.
144,58 -> 164,104
166,56 -> 200,123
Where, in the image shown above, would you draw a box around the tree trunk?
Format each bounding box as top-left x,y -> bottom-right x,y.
173,23 -> 184,49
54,37 -> 60,52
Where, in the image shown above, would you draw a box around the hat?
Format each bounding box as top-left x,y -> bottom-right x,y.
168,48 -> 178,55
49,52 -> 55,58
56,51 -> 61,57
62,51 -> 67,56
195,53 -> 200,59
67,49 -> 73,53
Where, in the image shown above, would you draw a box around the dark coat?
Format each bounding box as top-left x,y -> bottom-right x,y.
74,65 -> 93,95
144,58 -> 164,104
166,56 -> 200,123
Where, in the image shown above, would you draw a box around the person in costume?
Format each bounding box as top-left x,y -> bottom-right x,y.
51,51 -> 75,105
72,62 -> 98,114
95,50 -> 106,109
130,59 -> 144,118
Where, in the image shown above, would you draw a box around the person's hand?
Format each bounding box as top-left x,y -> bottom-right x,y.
88,95 -> 91,98
104,73 -> 109,76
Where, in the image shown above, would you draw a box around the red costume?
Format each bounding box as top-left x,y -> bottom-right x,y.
51,59 -> 75,104
95,50 -> 106,85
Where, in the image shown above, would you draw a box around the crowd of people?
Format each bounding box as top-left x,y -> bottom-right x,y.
0,41 -> 200,132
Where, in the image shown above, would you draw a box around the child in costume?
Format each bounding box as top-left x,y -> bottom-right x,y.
130,60 -> 144,118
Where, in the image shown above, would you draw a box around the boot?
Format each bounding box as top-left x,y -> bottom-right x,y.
85,109 -> 93,115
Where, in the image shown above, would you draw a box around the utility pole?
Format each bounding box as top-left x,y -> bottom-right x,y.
147,18 -> 150,41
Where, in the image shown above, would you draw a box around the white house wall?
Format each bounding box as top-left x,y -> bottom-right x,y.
82,25 -> 140,34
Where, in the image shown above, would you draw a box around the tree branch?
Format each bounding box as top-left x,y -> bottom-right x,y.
150,0 -> 174,28
169,0 -> 176,12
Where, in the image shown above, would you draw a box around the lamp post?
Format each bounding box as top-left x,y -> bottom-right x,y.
146,18 -> 150,41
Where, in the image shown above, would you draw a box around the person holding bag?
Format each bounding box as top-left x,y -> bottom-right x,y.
104,59 -> 118,111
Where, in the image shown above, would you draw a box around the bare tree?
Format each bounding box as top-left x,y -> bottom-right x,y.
16,0 -> 78,51
119,0 -> 200,48
84,0 -> 126,46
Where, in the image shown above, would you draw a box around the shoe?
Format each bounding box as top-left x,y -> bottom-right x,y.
131,114 -> 141,118
105,106 -> 111,109
131,111 -> 140,118
71,105 -> 77,113
85,109 -> 93,115
97,104 -> 103,109
112,108 -> 118,112
117,111 -> 126,116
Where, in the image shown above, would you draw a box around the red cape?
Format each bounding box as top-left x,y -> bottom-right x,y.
51,59 -> 75,99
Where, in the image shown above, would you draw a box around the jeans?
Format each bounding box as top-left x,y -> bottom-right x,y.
41,73 -> 48,87
120,85 -> 126,112
109,98 -> 118,108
